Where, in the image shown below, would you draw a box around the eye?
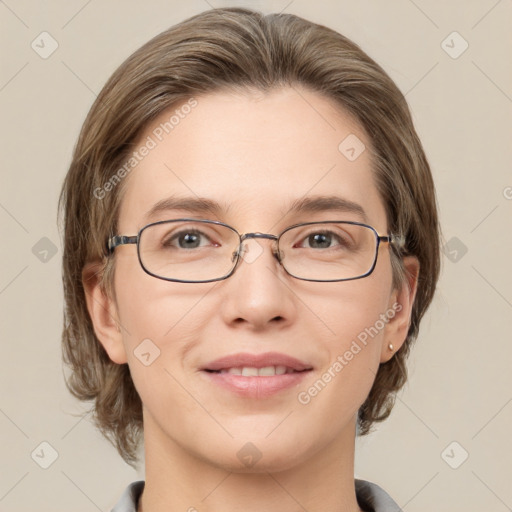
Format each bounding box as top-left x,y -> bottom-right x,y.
296,230 -> 351,250
304,232 -> 335,249
164,229 -> 217,249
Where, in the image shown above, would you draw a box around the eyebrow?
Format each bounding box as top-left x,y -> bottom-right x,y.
285,195 -> 367,222
143,194 -> 367,224
143,196 -> 227,222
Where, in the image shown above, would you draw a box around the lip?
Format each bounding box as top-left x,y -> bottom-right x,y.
202,352 -> 313,372
200,352 -> 313,399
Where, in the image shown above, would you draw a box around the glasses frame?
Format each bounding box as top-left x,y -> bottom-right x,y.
107,218 -> 404,283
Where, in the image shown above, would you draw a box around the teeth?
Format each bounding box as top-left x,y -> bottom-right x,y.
241,367 -> 259,377
220,366 -> 292,376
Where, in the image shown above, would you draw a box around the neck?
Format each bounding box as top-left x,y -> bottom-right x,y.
138,411 -> 363,512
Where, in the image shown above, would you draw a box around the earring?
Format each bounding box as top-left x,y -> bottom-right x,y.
388,343 -> 394,352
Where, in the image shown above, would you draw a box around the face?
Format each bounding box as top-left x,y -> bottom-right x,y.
87,86 -> 417,473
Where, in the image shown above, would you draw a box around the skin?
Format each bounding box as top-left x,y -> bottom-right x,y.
84,86 -> 419,512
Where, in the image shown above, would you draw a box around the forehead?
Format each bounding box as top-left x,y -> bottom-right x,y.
117,86 -> 387,233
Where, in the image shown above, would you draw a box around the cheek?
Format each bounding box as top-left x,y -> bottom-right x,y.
112,251 -> 221,382
114,253 -> 161,342
112,276 -> 205,424
313,257 -> 393,349
303,268 -> 393,407
113,250 -> 211,339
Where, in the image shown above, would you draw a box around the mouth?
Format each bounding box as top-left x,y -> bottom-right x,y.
204,366 -> 310,376
200,352 -> 313,398
202,351 -> 313,374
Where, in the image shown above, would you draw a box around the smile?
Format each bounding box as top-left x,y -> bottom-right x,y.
206,366 -> 304,376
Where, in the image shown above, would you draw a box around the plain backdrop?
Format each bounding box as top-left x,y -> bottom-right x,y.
1,1 -> 511,511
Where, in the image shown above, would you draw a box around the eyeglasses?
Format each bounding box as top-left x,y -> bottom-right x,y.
107,219 -> 404,283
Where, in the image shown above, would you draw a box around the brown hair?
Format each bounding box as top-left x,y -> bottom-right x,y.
59,7 -> 440,467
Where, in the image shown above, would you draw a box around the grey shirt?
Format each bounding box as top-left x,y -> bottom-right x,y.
111,479 -> 402,512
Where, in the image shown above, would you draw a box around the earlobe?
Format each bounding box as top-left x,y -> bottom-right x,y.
82,261 -> 128,364
380,256 -> 420,363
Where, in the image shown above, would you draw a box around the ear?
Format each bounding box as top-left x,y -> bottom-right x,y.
82,261 -> 128,364
380,256 -> 420,363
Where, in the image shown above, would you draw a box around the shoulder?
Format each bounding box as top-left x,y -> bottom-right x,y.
111,480 -> 145,512
355,479 -> 402,512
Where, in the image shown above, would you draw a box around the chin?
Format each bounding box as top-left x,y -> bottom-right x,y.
195,433 -> 319,474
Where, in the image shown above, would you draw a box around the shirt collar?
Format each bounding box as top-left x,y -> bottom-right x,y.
111,479 -> 402,512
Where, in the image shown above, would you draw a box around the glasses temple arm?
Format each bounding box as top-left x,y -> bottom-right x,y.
107,235 -> 139,253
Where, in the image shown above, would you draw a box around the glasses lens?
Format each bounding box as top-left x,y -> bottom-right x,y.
279,222 -> 378,281
139,220 -> 239,282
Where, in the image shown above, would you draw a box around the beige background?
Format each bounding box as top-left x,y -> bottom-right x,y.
1,0 -> 511,510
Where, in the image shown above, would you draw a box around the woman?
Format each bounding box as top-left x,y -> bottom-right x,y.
59,7 -> 440,512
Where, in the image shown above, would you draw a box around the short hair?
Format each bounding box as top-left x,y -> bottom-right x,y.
58,7 -> 440,467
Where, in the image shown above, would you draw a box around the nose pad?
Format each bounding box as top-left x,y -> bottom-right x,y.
240,240 -> 265,264
230,244 -> 251,264
231,240 -> 283,267
274,247 -> 284,263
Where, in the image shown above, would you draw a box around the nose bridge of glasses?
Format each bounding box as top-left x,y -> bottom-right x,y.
240,232 -> 279,243
232,232 -> 281,262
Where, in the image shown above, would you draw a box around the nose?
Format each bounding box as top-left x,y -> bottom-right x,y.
219,236 -> 296,331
